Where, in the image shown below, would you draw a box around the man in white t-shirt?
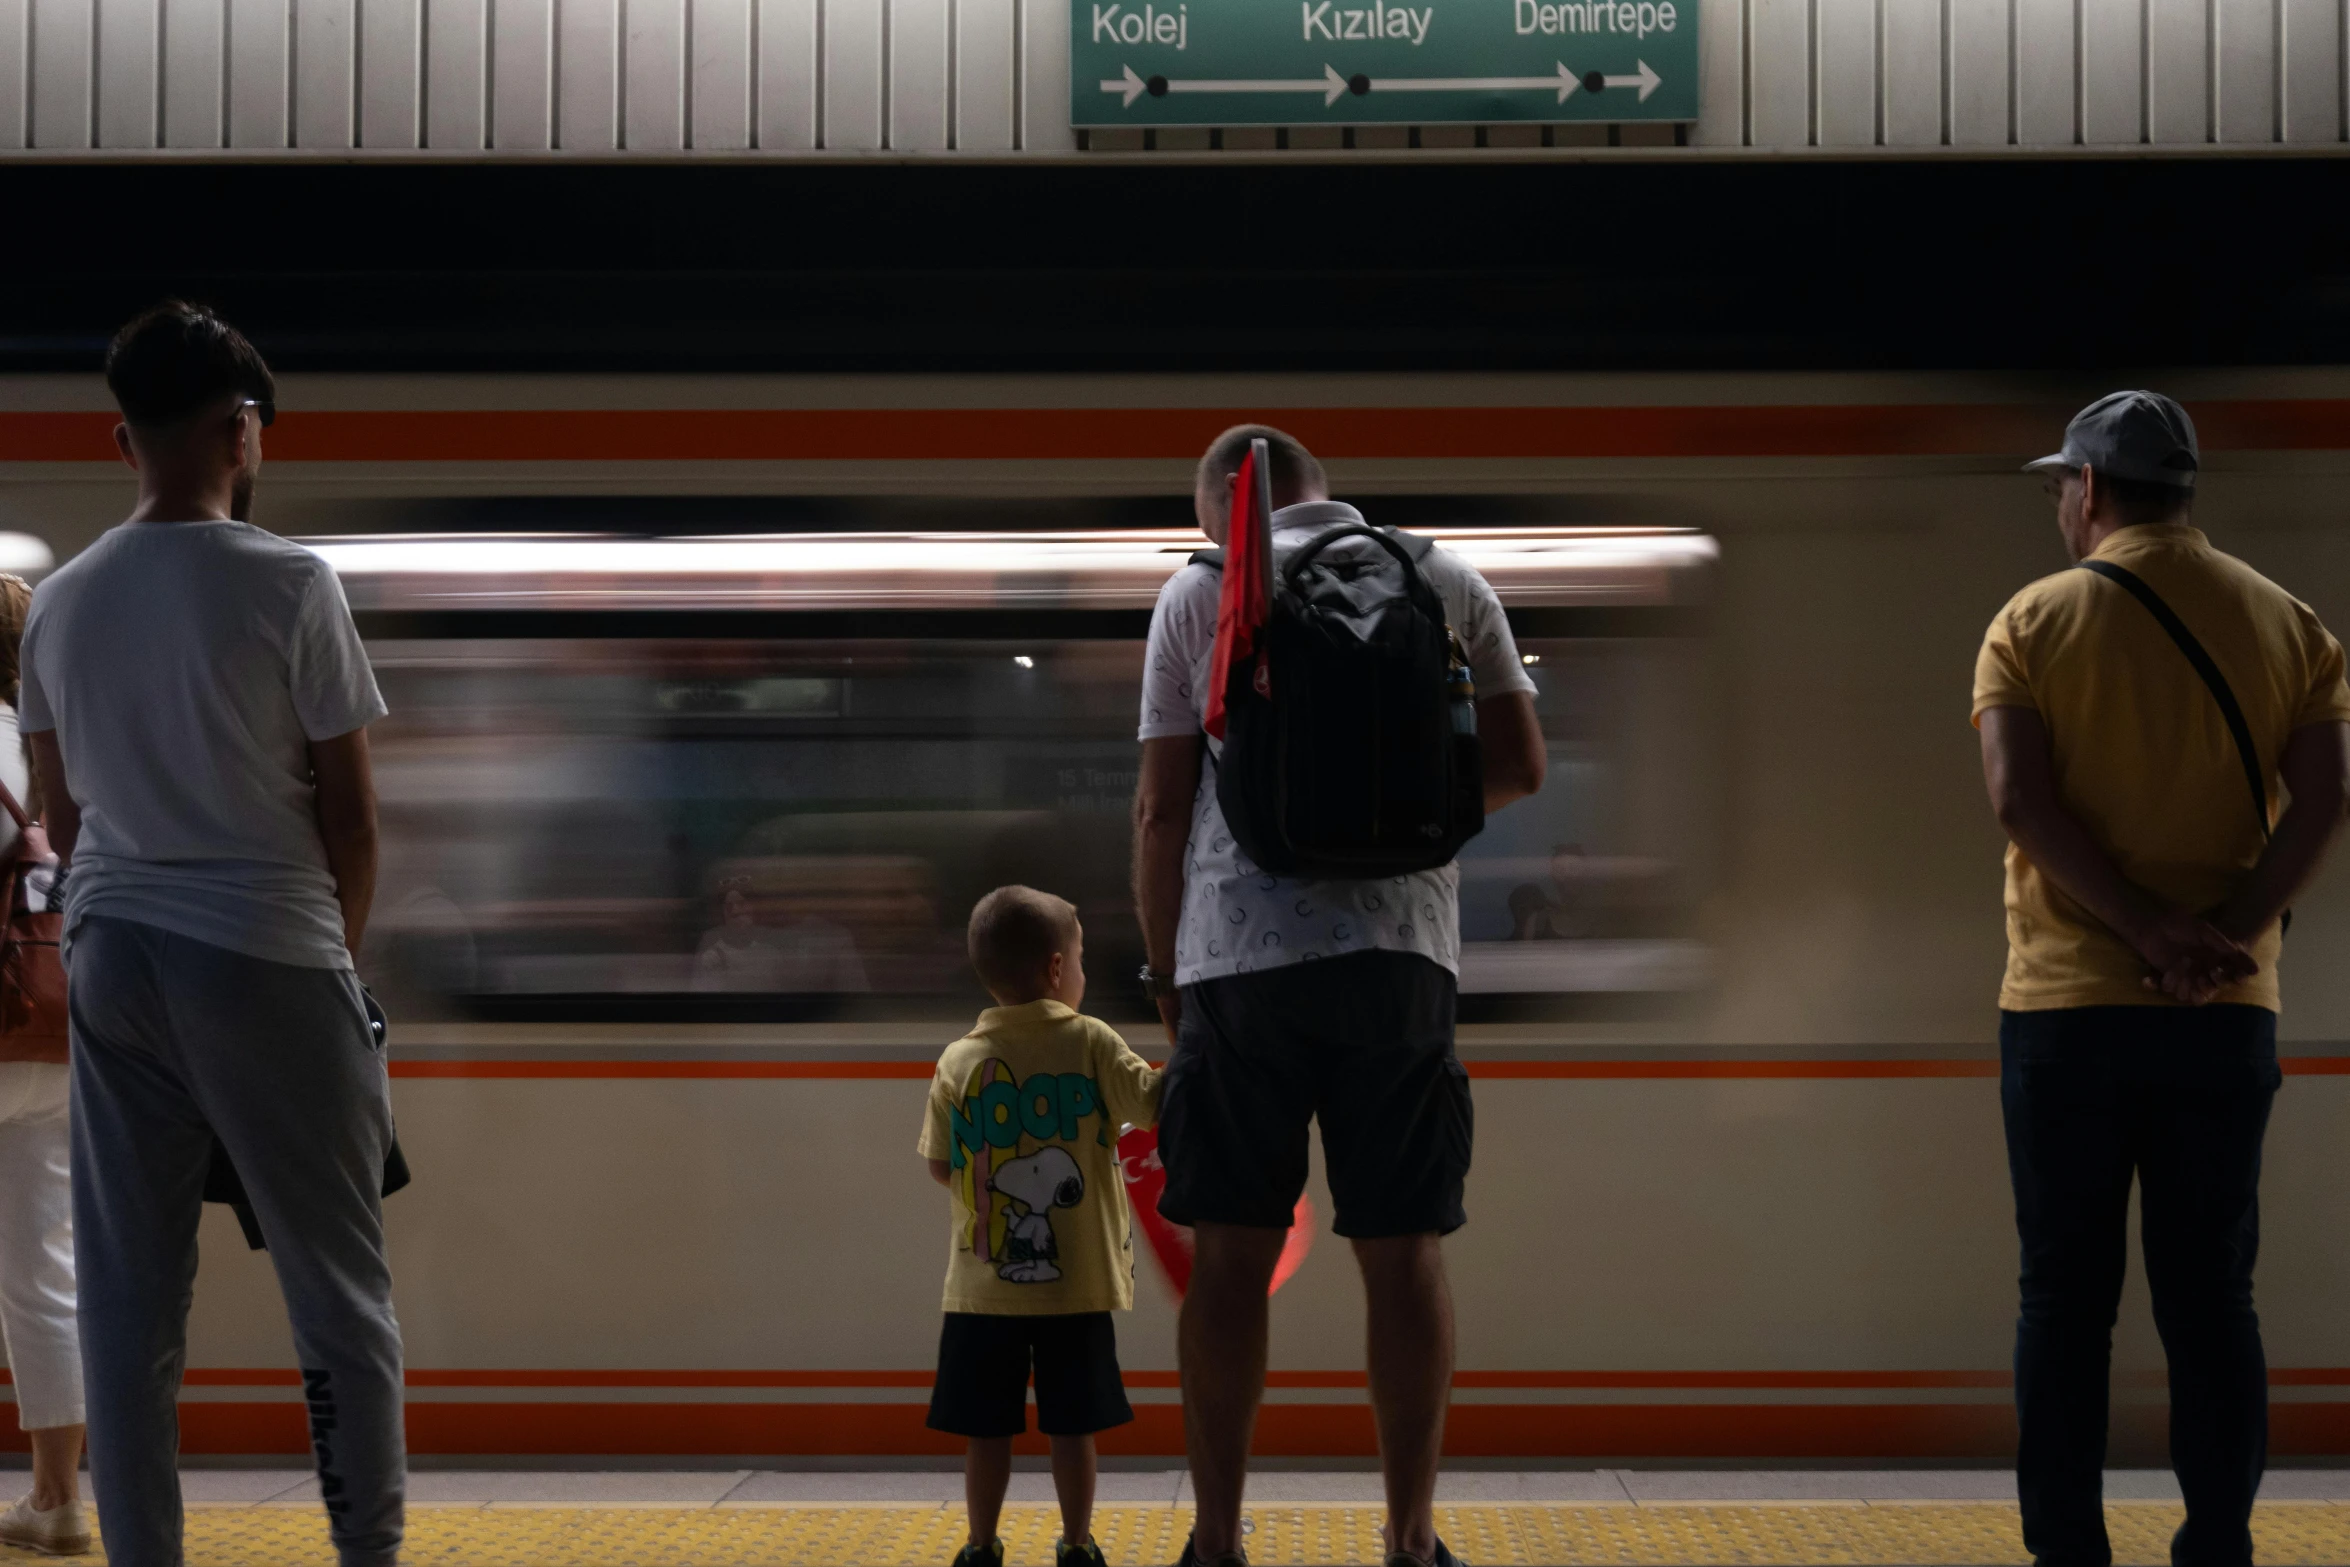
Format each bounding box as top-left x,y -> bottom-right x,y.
21,304 -> 403,1567
1131,426 -> 1546,1567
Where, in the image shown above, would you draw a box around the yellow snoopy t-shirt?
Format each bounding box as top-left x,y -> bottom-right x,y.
918,1000 -> 1163,1315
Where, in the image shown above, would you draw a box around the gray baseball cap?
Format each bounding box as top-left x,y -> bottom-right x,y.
2025,390 -> 2200,489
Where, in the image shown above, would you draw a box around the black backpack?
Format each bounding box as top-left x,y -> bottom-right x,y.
1196,522 -> 1484,879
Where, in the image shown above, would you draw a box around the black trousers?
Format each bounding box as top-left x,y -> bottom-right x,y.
2001,1005 -> 2281,1567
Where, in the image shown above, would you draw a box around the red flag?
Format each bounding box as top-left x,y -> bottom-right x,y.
1119,1125 -> 1314,1301
1202,441 -> 1273,741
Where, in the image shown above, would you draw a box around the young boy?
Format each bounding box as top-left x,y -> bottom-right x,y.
920,886 -> 1163,1567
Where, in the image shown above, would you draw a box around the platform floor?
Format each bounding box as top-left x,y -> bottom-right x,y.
15,1471 -> 2350,1564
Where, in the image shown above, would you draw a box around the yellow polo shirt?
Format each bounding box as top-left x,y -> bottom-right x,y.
1973,524 -> 2350,1012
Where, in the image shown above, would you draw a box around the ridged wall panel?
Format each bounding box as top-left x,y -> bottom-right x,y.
3,0 -> 2345,151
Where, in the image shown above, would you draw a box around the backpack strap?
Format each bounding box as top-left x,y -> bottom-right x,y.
1281,523 -> 1443,614
1383,527 -> 1436,563
2078,559 -> 2272,843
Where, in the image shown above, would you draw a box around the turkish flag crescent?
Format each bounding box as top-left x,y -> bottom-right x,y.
1119,1125 -> 1313,1301
1202,439 -> 1274,742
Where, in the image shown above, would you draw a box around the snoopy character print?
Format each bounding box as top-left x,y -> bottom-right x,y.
921,1001 -> 1163,1314
946,1058 -> 1109,1284
991,1146 -> 1084,1282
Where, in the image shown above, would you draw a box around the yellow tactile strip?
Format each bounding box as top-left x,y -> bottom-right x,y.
23,1501 -> 2350,1566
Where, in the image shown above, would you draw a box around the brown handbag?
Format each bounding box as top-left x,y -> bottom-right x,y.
0,779 -> 67,1064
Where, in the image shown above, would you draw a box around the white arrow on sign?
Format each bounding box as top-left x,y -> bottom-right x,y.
1100,62 -> 1348,107
1365,61 -> 1579,103
1602,58 -> 1662,101
1100,58 -> 1657,109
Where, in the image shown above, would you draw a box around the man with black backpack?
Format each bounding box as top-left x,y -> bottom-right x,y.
1131,425 -> 1546,1567
1976,392 -> 2350,1567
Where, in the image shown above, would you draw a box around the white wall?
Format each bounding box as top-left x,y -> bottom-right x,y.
2,0 -> 2342,152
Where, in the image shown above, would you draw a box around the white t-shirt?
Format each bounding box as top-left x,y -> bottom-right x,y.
20,521 -> 389,970
1137,501 -> 1536,987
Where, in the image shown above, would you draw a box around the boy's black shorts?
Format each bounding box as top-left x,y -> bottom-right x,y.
926,1311 -> 1134,1439
1157,949 -> 1471,1238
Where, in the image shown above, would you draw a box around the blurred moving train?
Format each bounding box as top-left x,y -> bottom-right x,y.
3,369 -> 2349,1464
336,529 -> 1716,1027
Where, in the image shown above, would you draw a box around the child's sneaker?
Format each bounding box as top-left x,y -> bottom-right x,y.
1056,1538 -> 1110,1567
951,1541 -> 1007,1567
0,1495 -> 92,1556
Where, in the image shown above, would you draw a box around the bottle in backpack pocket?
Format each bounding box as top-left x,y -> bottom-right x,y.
1447,630 -> 1477,739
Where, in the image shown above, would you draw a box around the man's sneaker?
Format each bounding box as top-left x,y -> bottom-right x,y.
1172,1532 -> 1248,1567
950,1540 -> 1007,1567
1385,1539 -> 1467,1567
1057,1538 -> 1110,1567
0,1496 -> 92,1556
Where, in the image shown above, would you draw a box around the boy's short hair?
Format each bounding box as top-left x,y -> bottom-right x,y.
968,885 -> 1078,996
106,301 -> 276,430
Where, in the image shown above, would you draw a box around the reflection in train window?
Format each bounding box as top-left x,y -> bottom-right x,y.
360,629 -> 1715,1024
1456,636 -> 1716,1008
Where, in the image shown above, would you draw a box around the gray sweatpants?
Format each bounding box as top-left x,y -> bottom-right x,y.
68,915 -> 404,1567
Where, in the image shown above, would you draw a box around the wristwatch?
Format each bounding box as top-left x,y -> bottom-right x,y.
1138,964 -> 1179,1001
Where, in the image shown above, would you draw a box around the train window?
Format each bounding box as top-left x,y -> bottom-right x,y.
364,636 -> 1156,1021
361,631 -> 1714,1025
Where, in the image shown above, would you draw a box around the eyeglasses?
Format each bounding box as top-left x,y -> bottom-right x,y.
239,397 -> 276,428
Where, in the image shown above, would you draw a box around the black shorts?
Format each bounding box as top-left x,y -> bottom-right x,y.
1157,949 -> 1471,1238
926,1311 -> 1134,1439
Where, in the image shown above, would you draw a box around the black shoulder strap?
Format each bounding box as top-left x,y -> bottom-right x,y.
2078,559 -> 2272,843
1383,527 -> 1435,563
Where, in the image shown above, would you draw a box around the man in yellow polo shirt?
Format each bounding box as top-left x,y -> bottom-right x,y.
1976,390 -> 2350,1567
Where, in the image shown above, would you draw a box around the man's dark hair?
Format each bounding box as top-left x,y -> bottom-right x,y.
967,884 -> 1079,998
105,301 -> 275,430
1196,424 -> 1328,511
2098,471 -> 2194,526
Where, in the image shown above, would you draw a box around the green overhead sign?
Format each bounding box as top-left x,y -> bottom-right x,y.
1070,0 -> 1697,126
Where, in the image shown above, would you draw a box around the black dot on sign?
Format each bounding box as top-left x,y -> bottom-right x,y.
1582,70 -> 1605,92
1148,74 -> 1170,96
1349,73 -> 1372,95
